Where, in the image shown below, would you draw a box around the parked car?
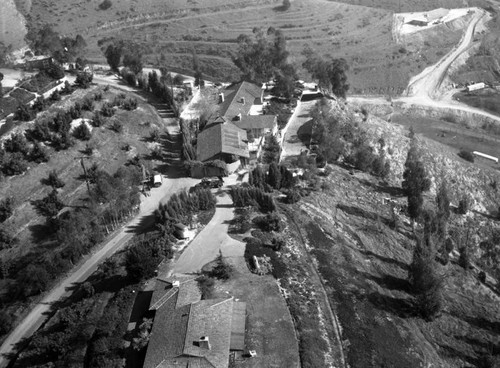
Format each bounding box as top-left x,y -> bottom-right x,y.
190,177 -> 224,192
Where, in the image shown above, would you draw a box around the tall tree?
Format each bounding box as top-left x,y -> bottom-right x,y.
302,47 -> 349,97
402,141 -> 430,220
233,27 -> 295,83
104,44 -> 122,72
123,53 -> 143,75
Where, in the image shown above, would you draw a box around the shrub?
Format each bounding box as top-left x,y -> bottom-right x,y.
4,132 -> 30,156
458,150 -> 474,163
285,189 -> 301,204
75,72 -> 93,88
253,212 -> 284,232
110,120 -> 123,133
81,97 -> 94,111
0,198 -> 14,223
207,252 -> 232,280
92,112 -> 105,127
121,98 -> 137,111
73,122 -> 92,140
99,0 -> 112,10
457,195 -> 470,215
100,102 -> 115,117
44,170 -> 65,189
50,89 -> 61,101
2,153 -> 28,176
31,149 -> 48,170
26,120 -> 51,142
14,104 -> 34,122
196,275 -> 215,299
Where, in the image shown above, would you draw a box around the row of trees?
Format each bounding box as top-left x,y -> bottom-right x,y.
230,186 -> 276,212
249,163 -> 296,191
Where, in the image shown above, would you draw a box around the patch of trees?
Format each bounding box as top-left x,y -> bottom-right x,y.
262,135 -> 281,163
125,233 -> 173,281
229,186 -> 276,212
302,46 -> 349,98
249,163 -> 296,191
26,25 -> 87,63
308,99 -> 390,178
155,188 -> 217,230
233,27 -> 296,94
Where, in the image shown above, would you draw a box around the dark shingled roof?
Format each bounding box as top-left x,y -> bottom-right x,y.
219,82 -> 263,119
232,115 -> 277,131
144,276 -> 247,368
158,357 -> 215,368
196,122 -> 249,162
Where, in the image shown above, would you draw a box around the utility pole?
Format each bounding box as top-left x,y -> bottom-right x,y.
75,156 -> 92,196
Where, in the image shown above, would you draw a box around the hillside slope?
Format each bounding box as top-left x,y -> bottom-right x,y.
283,98 -> 500,367
23,0 -> 468,94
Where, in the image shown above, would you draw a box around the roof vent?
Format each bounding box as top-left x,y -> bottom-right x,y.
199,336 -> 211,350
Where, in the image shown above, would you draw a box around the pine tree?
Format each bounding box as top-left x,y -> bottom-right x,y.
267,162 -> 281,189
402,141 -> 430,220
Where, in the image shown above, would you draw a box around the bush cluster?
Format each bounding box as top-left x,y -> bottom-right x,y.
155,188 -> 217,230
230,186 -> 276,212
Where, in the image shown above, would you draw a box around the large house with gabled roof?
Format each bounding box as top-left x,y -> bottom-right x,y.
143,274 -> 247,368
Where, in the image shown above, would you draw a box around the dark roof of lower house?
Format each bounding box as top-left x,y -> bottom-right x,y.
232,115 -> 277,131
196,123 -> 249,162
144,296 -> 246,368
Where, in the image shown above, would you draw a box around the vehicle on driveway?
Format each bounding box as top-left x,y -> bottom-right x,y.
190,177 -> 224,192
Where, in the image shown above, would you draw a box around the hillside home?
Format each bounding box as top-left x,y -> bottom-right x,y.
25,56 -> 54,71
219,81 -> 264,119
232,115 -> 278,140
196,118 -> 249,166
143,274 -> 247,368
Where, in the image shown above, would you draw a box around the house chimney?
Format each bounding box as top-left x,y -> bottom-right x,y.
219,93 -> 225,103
199,336 -> 211,350
234,113 -> 242,121
240,97 -> 245,104
172,280 -> 180,288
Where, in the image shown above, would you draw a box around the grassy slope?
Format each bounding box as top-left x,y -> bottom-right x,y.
26,0 -> 466,94
282,98 -> 500,366
0,86 -> 165,266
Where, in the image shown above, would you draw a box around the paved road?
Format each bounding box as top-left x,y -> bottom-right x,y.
172,176 -> 245,274
280,100 -> 316,160
0,81 -> 199,367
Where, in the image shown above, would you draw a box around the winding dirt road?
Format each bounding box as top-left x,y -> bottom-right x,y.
351,7 -> 500,124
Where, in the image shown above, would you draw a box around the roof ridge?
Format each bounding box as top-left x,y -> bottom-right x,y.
182,303 -> 196,356
208,297 -> 234,309
150,288 -> 178,310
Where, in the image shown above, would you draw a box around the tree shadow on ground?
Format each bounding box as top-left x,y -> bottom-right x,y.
296,119 -> 313,144
463,315 -> 500,335
359,249 -> 409,271
362,271 -> 411,293
125,213 -> 156,234
367,292 -> 415,318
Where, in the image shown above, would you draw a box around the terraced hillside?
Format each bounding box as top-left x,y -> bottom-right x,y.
23,0 -> 471,94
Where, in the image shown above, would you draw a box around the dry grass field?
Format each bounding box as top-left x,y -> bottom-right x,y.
22,0 -> 481,95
